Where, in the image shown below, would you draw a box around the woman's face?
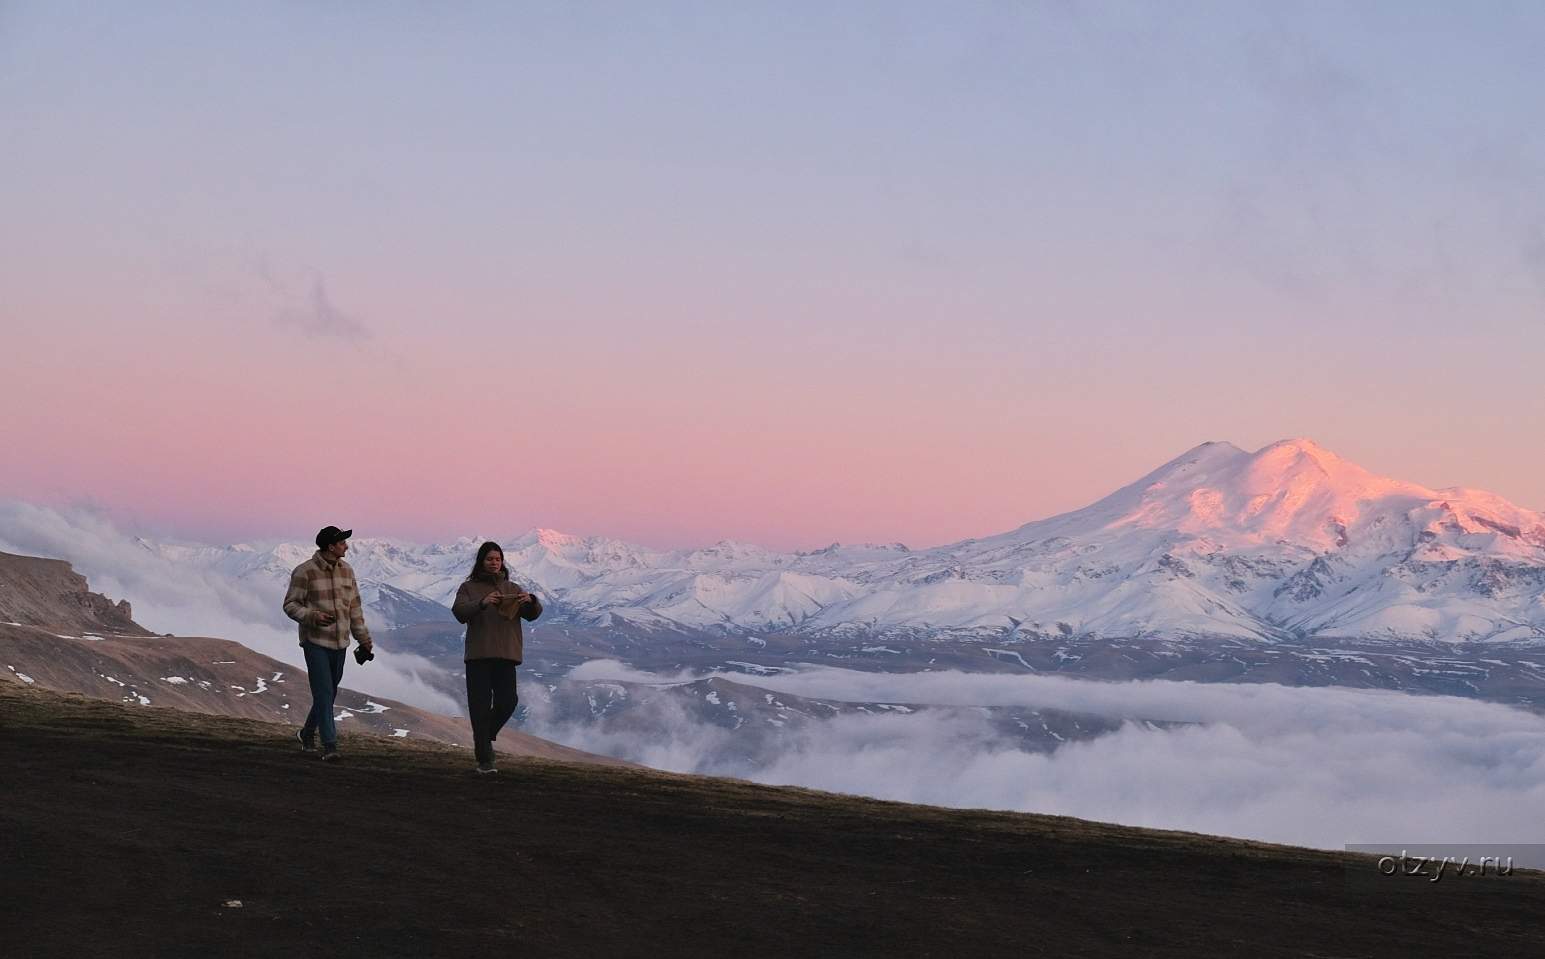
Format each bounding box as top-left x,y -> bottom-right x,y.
482,550 -> 504,575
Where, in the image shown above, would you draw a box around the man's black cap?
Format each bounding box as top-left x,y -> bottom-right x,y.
316,526 -> 353,549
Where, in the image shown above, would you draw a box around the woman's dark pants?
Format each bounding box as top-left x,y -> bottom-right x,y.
465,658 -> 518,764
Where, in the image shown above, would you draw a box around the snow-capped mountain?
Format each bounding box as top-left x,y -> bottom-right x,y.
135,439 -> 1545,645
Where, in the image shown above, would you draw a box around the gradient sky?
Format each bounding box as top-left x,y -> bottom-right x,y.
3,1 -> 1543,550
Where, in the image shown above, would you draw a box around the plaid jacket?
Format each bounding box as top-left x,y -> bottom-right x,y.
282,551 -> 371,650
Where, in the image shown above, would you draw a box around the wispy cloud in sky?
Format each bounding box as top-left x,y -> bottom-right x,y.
267,265 -> 371,343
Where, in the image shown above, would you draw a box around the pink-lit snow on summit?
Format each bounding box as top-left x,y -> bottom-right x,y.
1111,439 -> 1435,546
1023,438 -> 1543,560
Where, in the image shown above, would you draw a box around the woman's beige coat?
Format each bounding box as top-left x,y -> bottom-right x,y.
451,577 -> 542,662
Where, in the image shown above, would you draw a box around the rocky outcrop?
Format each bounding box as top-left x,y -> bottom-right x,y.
1274,556 -> 1335,603
0,551 -> 151,635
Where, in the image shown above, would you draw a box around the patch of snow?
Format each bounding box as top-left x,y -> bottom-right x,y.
161,676 -> 189,684
392,728 -> 410,738
724,661 -> 786,675
985,648 -> 1035,670
860,645 -> 902,654
335,709 -> 354,721
1293,652 -> 1375,666
355,700 -> 390,714
705,691 -> 721,705
8,666 -> 36,684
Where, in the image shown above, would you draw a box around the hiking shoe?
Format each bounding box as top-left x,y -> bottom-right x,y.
475,761 -> 498,775
321,746 -> 341,763
297,729 -> 317,753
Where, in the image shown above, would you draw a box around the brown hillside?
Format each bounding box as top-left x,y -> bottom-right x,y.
0,549 -> 149,635
0,623 -> 612,764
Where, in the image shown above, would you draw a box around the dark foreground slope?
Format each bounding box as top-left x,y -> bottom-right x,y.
3,683 -> 1540,959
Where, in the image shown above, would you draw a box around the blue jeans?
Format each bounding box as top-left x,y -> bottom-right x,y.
301,642 -> 347,747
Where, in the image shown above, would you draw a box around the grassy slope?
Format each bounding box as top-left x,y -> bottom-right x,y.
3,681 -> 1540,958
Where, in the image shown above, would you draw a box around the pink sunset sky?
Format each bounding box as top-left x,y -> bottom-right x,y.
3,4 -> 1543,550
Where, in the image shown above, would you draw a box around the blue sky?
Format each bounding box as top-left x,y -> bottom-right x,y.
3,1 -> 1543,547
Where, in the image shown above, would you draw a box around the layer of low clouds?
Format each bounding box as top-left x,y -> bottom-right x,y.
543,660 -> 1545,855
0,501 -> 456,713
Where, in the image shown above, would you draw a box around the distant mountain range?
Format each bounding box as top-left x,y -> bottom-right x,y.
137,438 -> 1545,647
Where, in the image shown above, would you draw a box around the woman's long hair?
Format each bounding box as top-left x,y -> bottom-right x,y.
467,540 -> 511,583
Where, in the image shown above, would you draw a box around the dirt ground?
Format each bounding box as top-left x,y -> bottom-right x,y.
3,682 -> 1541,958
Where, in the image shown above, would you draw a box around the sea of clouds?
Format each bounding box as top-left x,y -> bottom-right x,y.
523,659 -> 1545,857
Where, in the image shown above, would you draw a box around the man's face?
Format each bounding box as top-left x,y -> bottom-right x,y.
324,539 -> 349,561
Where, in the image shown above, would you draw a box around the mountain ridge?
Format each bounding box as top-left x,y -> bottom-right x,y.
112,439 -> 1543,646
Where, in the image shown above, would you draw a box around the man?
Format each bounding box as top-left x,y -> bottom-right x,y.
283,525 -> 373,762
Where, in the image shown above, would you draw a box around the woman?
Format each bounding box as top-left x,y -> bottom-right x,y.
451,541 -> 542,774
